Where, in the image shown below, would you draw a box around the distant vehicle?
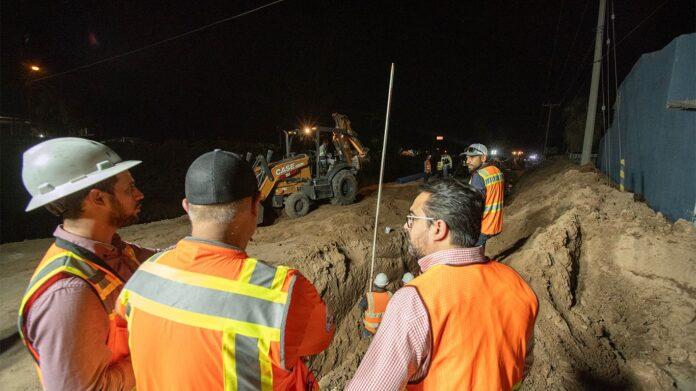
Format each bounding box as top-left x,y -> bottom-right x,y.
251,113 -> 369,221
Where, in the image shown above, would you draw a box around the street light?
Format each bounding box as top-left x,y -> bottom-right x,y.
490,149 -> 498,156
29,65 -> 41,72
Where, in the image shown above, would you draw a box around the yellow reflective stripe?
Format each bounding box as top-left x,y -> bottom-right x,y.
137,261 -> 288,304
484,173 -> 503,186
485,201 -> 503,208
31,251 -> 72,279
98,279 -> 120,300
365,311 -> 383,319
124,290 -> 281,340
20,265 -> 92,312
223,329 -> 237,391
271,266 -> 288,291
59,266 -> 121,301
257,338 -> 273,391
364,320 -> 380,328
239,258 -> 257,284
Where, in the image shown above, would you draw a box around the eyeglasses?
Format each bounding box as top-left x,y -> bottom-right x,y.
406,214 -> 435,229
466,147 -> 483,155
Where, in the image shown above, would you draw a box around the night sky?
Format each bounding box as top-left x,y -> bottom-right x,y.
2,0 -> 694,150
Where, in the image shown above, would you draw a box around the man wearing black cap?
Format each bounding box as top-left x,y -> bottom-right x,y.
116,150 -> 334,390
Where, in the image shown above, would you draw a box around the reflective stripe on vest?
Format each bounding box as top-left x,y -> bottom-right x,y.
18,243 -> 127,363
476,165 -> 504,235
363,291 -> 392,334
119,253 -> 294,391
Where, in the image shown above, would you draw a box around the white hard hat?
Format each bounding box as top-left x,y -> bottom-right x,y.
374,273 -> 389,288
22,137 -> 141,212
401,272 -> 415,284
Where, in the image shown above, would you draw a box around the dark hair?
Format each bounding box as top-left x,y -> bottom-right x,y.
418,178 -> 484,247
61,176 -> 119,219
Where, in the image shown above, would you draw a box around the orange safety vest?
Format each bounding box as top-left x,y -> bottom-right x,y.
406,261 -> 538,391
472,165 -> 504,235
18,238 -> 137,384
118,240 -> 319,391
362,291 -> 393,334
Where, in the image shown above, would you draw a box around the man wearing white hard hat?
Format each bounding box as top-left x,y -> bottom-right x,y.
461,143 -> 505,247
17,137 -> 155,390
359,273 -> 393,338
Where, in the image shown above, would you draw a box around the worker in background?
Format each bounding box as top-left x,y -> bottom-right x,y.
359,273 -> 393,338
400,272 -> 415,288
18,137 -> 154,390
435,151 -> 444,178
117,150 -> 334,390
319,138 -> 332,175
462,143 -> 504,247
441,150 -> 453,179
423,154 -> 432,182
347,179 -> 538,390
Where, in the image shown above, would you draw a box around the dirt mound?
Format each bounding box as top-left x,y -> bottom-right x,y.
1,160 -> 694,390
488,160 -> 696,389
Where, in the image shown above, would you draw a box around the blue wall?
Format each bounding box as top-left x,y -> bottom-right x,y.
598,34 -> 696,222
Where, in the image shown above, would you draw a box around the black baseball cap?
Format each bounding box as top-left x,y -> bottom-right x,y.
185,149 -> 258,205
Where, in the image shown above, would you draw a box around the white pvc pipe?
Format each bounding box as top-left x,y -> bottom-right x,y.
369,63 -> 395,292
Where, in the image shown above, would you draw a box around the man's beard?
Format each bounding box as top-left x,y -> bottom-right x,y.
467,164 -> 477,173
407,235 -> 426,259
109,197 -> 140,228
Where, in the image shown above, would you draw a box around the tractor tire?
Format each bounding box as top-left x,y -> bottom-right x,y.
331,170 -> 358,205
285,192 -> 311,218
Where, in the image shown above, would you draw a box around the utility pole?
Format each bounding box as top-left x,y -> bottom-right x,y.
581,0 -> 606,165
542,102 -> 560,156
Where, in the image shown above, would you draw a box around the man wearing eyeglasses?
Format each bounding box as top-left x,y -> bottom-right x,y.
347,179 -> 538,391
462,143 -> 504,246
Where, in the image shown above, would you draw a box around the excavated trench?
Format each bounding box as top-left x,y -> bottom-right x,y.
258,162 -> 696,390
247,184 -> 422,388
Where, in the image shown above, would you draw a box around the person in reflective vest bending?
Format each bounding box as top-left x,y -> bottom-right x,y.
347,179 -> 538,391
18,137 -> 153,390
359,273 -> 393,337
463,143 -> 504,246
116,150 -> 335,390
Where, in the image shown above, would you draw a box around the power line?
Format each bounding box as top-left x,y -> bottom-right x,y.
611,0 -> 622,162
558,39 -> 595,105
31,0 -> 288,83
558,0 -> 671,106
615,0 -> 670,48
603,3 -> 611,127
551,0 -> 590,99
543,0 -> 566,97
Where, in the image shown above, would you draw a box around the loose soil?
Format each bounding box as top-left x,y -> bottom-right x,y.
1,159 -> 694,390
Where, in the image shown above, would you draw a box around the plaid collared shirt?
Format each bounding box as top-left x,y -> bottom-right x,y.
346,246 -> 488,390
